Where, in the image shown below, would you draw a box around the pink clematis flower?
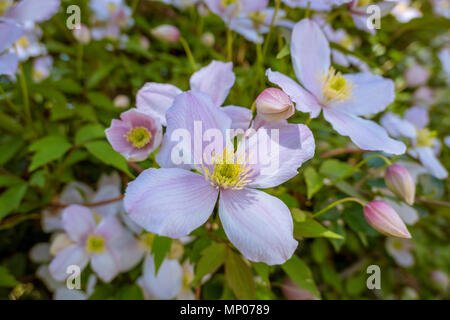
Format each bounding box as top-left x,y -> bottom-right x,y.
282,0 -> 351,11
49,204 -> 142,283
105,108 -> 163,161
267,19 -> 405,155
380,107 -> 448,179
136,60 -> 252,129
89,0 -> 133,41
124,90 -> 315,265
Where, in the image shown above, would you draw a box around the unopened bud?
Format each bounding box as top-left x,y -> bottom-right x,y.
364,201 -> 411,239
385,164 -> 415,205
73,24 -> 91,44
201,32 -> 215,47
255,88 -> 295,122
151,25 -> 180,43
113,94 -> 130,109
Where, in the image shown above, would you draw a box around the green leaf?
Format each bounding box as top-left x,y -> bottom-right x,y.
253,262 -> 270,285
0,266 -> 19,287
29,135 -> 71,171
319,159 -> 353,179
0,175 -> 24,187
115,284 -> 144,300
0,111 -> 24,134
86,64 -> 116,89
151,235 -> 173,275
193,242 -> 227,285
75,124 -> 106,145
225,249 -> 255,299
343,205 -> 378,236
282,255 -> 320,298
0,136 -> 24,165
29,170 -> 46,188
304,167 -> 323,199
0,184 -> 27,220
276,43 -> 290,59
53,78 -> 83,94
87,92 -> 115,111
84,140 -> 132,177
294,219 -> 343,239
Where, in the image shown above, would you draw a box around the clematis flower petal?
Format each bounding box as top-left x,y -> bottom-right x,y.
124,168 -> 218,238
4,0 -> 60,23
189,61 -> 235,107
0,21 -> 24,52
415,147 -> 448,179
49,244 -> 89,281
266,69 -> 322,118
219,188 -> 298,265
113,231 -> 145,272
404,107 -> 429,129
245,122 -> 315,189
91,251 -> 120,283
0,53 -> 19,76
136,83 -> 182,126
141,255 -> 183,300
291,19 -> 330,97
156,91 -> 232,168
333,73 -> 395,116
323,108 -> 406,155
241,0 -> 269,13
62,205 -> 96,242
91,185 -> 121,217
380,112 -> 417,139
221,105 -> 252,130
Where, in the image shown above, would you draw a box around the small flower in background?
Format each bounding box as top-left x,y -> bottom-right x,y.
136,60 -> 252,129
113,94 -> 130,108
445,136 -> 450,148
255,87 -> 295,122
125,90 -> 315,265
413,86 -> 434,107
267,19 -> 405,155
404,64 -> 430,88
105,109 -> 163,161
391,0 -> 422,23
201,32 -> 215,47
430,271 -> 449,292
281,278 -> 318,300
73,24 -> 91,44
348,0 -> 396,34
432,0 -> 450,18
90,0 -> 133,40
32,55 -> 52,82
139,35 -> 150,49
381,107 -> 448,179
385,164 -> 416,205
49,204 -> 142,283
282,0 -> 351,11
153,0 -> 200,10
363,200 -> 412,239
151,24 -> 180,43
438,47 -> 450,84
385,237 -> 414,268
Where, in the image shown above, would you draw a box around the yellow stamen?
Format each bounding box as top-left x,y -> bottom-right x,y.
221,0 -> 238,6
248,12 -> 268,28
107,3 -> 117,12
0,0 -> 12,15
321,67 -> 354,103
201,146 -> 253,190
125,127 -> 152,149
139,233 -> 155,251
16,36 -> 30,48
86,234 -> 105,254
416,128 -> 437,148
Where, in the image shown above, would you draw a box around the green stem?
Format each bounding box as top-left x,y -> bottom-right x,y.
312,197 -> 367,218
305,1 -> 312,18
0,85 -> 19,113
131,0 -> 140,16
262,0 -> 280,62
226,28 -> 233,62
77,43 -> 83,79
329,154 -> 392,187
18,64 -> 32,128
179,36 -> 197,71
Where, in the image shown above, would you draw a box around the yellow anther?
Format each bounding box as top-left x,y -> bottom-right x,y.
86,234 -> 106,254
125,127 -> 152,149
321,67 -> 354,103
416,128 -> 437,148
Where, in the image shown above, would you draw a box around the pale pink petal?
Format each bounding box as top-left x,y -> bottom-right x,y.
62,205 -> 96,242
0,53 -> 18,76
91,251 -> 120,283
49,244 -> 89,282
0,21 -> 23,52
416,147 -> 448,179
5,0 -> 60,23
222,105 -> 252,130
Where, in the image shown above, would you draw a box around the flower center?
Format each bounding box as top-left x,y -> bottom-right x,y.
357,0 -> 372,7
108,3 -> 117,12
86,234 -> 105,254
416,128 -> 437,148
248,12 -> 268,28
321,67 -> 354,103
202,147 -> 252,190
16,36 -> 30,48
0,0 -> 12,15
221,0 -> 239,7
339,35 -> 353,50
125,127 -> 152,149
139,233 -> 155,250
392,239 -> 403,250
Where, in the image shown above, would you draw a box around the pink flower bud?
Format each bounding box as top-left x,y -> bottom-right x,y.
73,24 -> 91,44
364,201 -> 411,239
255,88 -> 295,122
385,164 -> 415,205
151,25 -> 180,43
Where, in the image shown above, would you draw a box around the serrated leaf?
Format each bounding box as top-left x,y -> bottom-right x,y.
282,255 -> 320,298
0,184 -> 27,220
193,242 -> 226,285
294,219 -> 343,239
75,124 -> 106,145
151,235 -> 173,275
225,249 -> 255,299
84,140 -> 132,177
304,167 -> 323,199
29,135 -> 71,171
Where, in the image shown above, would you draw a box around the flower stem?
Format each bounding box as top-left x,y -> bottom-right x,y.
305,1 -> 312,18
131,0 -> 140,16
262,0 -> 281,62
312,197 -> 366,218
0,85 -> 19,113
226,28 -> 233,62
329,154 -> 392,187
18,64 -> 32,129
179,36 -> 197,71
77,43 -> 83,79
